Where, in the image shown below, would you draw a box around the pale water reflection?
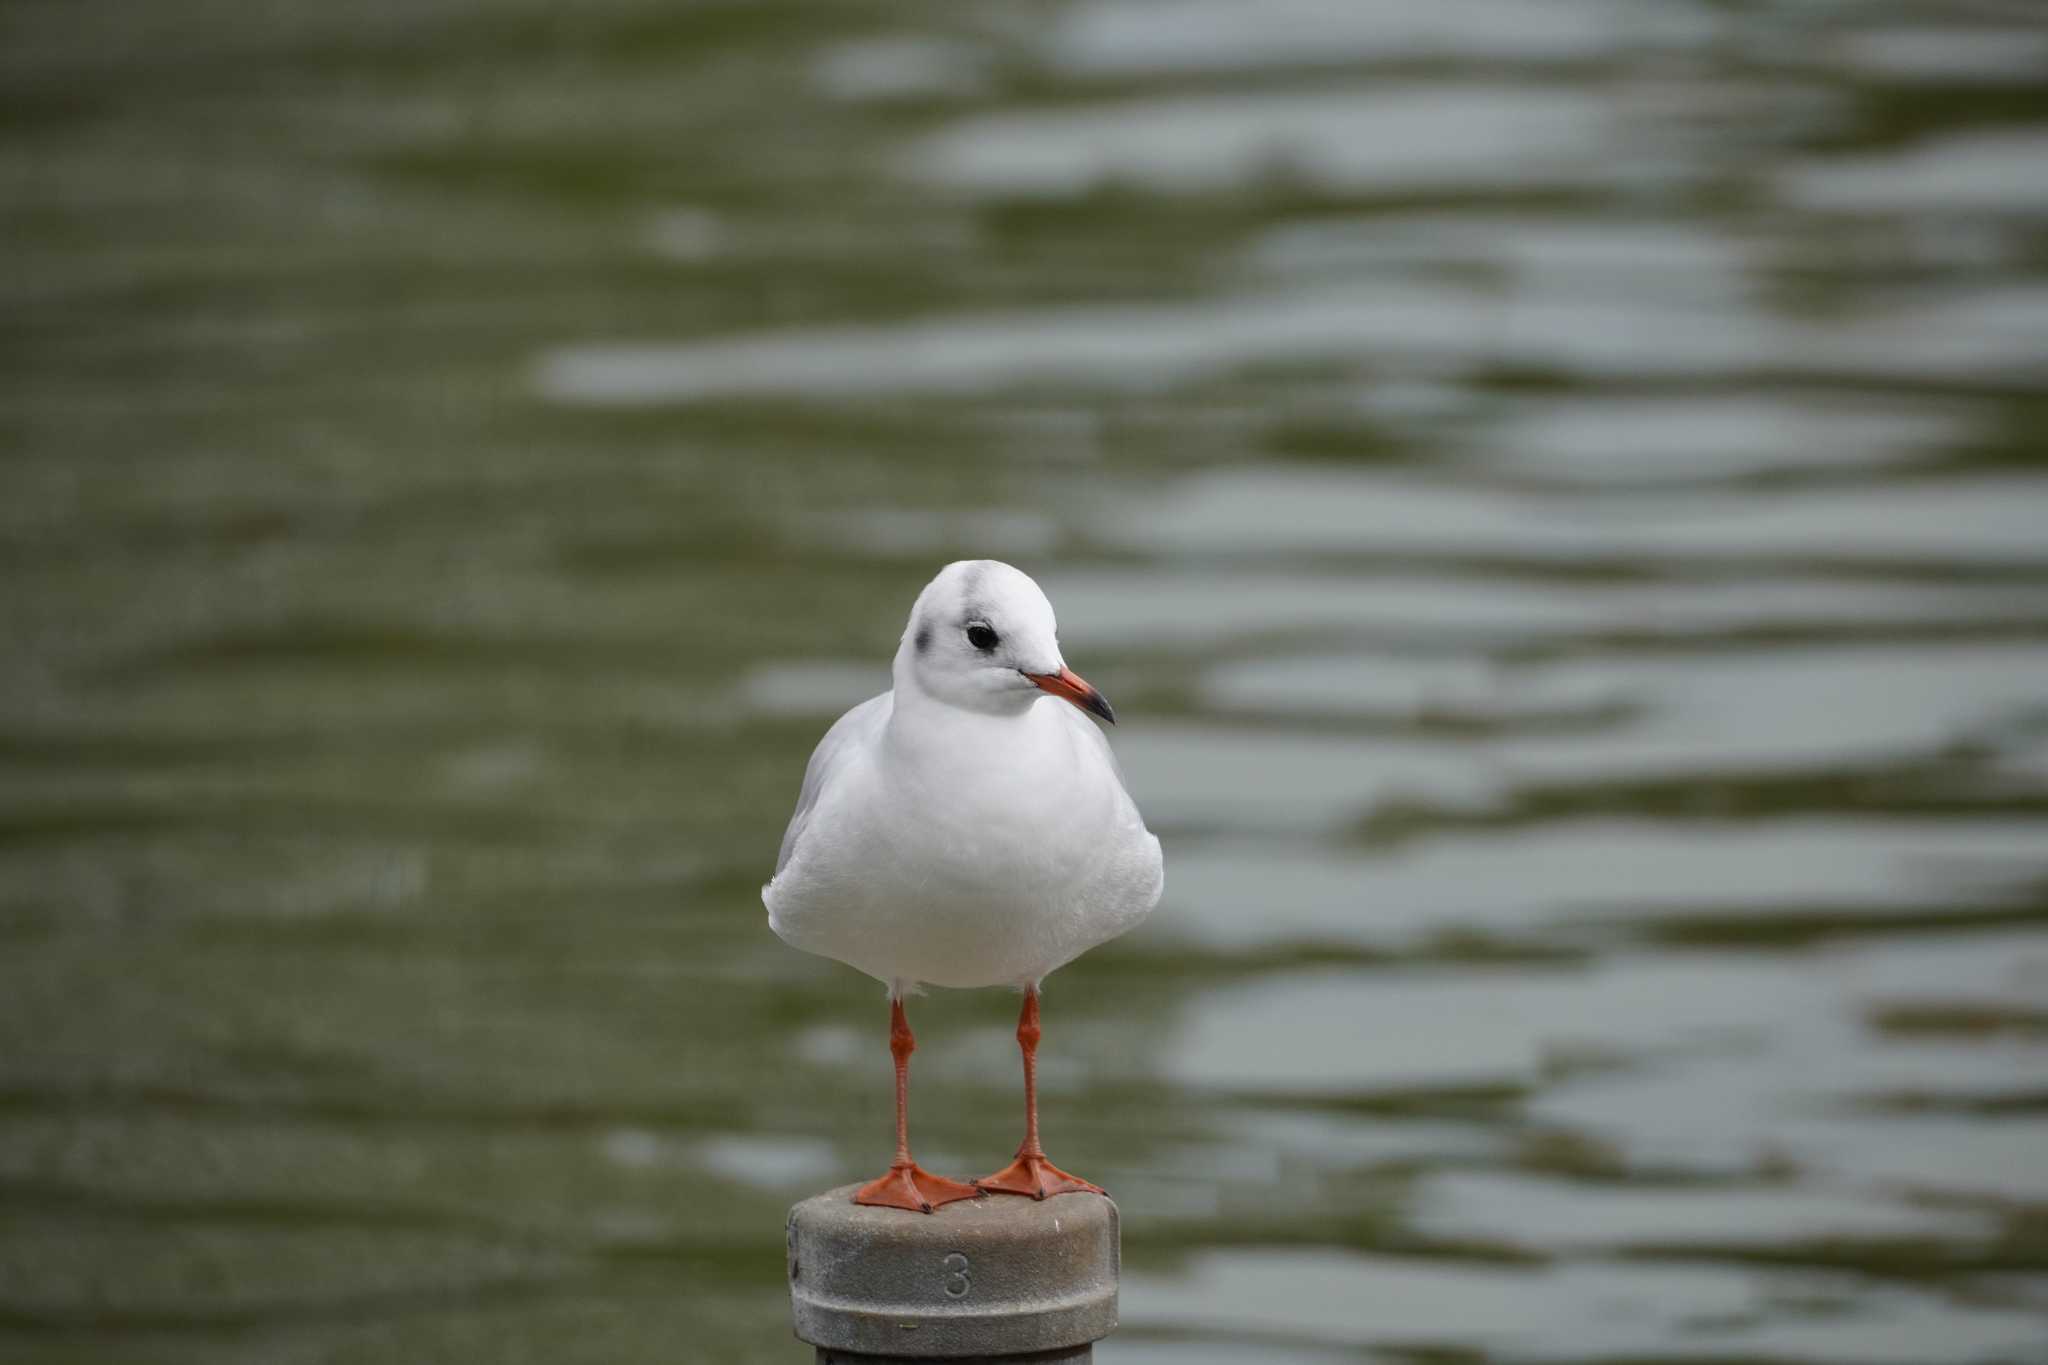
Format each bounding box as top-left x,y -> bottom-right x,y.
1162,821 -> 2048,948
904,86 -> 1618,196
1114,466 -> 2048,562
1119,1249 -> 2048,1363
1049,0 -> 1719,70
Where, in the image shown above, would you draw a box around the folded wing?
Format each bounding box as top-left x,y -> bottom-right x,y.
773,691 -> 892,879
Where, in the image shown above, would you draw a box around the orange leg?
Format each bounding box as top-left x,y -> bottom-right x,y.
853,997 -> 980,1213
976,989 -> 1104,1199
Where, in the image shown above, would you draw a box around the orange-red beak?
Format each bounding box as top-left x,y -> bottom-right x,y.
1024,666 -> 1116,725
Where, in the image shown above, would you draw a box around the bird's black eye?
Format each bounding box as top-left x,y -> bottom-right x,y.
966,623 -> 1000,651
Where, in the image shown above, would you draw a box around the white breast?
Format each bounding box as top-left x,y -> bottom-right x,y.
764,694 -> 1163,989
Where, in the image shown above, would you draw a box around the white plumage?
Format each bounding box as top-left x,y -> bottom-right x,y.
764,559 -> 1163,992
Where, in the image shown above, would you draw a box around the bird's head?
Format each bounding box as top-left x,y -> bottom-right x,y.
894,559 -> 1115,724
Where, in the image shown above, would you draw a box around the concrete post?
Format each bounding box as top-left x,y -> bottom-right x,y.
786,1184 -> 1119,1362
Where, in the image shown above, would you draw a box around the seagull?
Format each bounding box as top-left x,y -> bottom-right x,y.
764,560 -> 1164,1212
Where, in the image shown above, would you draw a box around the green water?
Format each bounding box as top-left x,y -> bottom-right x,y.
4,1 -> 2047,1361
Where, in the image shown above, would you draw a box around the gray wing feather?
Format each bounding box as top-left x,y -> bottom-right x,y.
774,691 -> 892,877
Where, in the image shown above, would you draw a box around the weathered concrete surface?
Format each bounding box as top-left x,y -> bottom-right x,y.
788,1184 -> 1119,1360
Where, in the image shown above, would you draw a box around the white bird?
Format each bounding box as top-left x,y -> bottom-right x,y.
764,560 -> 1164,1211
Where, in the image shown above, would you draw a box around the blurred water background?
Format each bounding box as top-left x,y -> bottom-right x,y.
5,1 -> 2048,1361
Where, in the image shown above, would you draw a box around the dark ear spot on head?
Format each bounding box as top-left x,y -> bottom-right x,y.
914,622 -> 932,654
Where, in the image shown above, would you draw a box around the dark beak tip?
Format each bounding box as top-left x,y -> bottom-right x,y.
1026,668 -> 1117,725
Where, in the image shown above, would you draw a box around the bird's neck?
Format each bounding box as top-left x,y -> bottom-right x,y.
884,674 -> 1042,763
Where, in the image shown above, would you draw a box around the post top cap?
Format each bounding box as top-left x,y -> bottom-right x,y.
787,1184 -> 1119,1357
